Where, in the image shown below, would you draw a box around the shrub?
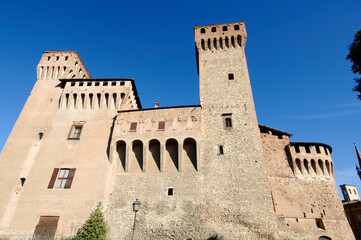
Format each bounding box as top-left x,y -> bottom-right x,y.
76,202 -> 107,240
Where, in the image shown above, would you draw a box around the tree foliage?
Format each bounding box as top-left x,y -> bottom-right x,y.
76,202 -> 107,240
347,29 -> 361,99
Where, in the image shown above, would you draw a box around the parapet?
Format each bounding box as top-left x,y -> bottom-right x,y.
286,142 -> 334,179
194,21 -> 247,52
37,51 -> 91,80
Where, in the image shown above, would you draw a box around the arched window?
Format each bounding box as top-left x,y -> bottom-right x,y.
231,36 -> 235,48
213,38 -> 217,50
331,162 -> 334,175
89,94 -> 93,109
325,160 -> 330,175
149,139 -> 161,172
165,139 -> 178,172
183,138 -> 197,171
113,93 -> 117,109
201,39 -> 205,51
105,93 -> 109,108
225,37 -> 229,48
219,37 -> 223,49
237,35 -> 242,47
207,38 -> 211,50
117,141 -> 126,171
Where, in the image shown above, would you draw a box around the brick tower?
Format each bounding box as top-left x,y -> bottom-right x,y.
194,21 -> 278,238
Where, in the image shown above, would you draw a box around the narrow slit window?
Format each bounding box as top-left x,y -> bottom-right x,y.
89,94 -> 93,109
87,82 -> 92,86
79,82 -> 84,86
167,188 -> 174,196
39,132 -> 44,140
219,145 -> 224,155
111,81 -> 116,86
228,73 -> 234,80
295,145 -> 300,153
103,82 -> 108,86
95,82 -> 100,86
20,178 -> 26,187
105,93 -> 109,108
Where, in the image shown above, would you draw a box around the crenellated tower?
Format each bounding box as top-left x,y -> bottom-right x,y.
195,22 -> 278,238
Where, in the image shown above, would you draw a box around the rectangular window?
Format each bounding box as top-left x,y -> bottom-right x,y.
222,113 -> 233,129
158,121 -> 165,130
130,122 -> 137,131
48,168 -> 76,189
68,125 -> 82,140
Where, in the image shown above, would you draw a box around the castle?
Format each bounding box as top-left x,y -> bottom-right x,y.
0,21 -> 355,239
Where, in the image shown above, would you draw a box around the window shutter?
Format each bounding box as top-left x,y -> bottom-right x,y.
64,168 -> 76,189
47,168 -> 59,189
158,121 -> 165,130
130,122 -> 137,131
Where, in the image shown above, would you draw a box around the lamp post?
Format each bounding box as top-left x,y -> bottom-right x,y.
131,199 -> 141,240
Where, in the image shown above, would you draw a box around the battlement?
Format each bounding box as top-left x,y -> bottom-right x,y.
194,21 -> 247,52
37,51 -> 91,80
58,78 -> 141,111
286,142 -> 334,179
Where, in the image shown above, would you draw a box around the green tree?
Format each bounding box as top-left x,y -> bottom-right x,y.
76,202 -> 107,240
347,29 -> 361,99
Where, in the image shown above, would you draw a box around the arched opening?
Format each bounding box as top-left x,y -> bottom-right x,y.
89,94 -> 93,109
325,160 -> 330,175
130,140 -> 143,173
207,38 -> 211,50
183,138 -> 197,171
318,236 -> 331,240
219,37 -> 223,49
296,158 -> 302,174
105,93 -> 109,108
331,162 -> 334,175
97,93 -> 101,108
225,37 -> 229,48
318,159 -> 325,175
149,139 -> 161,172
120,93 -> 125,106
231,36 -> 235,48
112,93 -> 117,109
117,141 -> 126,171
73,94 -> 77,109
65,94 -> 69,109
213,38 -> 217,50
311,159 -> 317,174
237,35 -> 242,47
81,93 -> 85,109
165,139 -> 178,172
303,159 -> 309,174
201,39 -> 205,51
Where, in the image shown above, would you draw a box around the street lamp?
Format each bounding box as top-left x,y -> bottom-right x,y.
131,199 -> 141,240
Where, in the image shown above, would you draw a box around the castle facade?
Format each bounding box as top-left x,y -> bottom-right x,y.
0,21 -> 354,239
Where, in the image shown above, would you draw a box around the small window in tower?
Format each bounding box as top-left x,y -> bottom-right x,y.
167,188 -> 174,196
228,73 -> 234,80
87,82 -> 92,86
95,82 -> 100,86
130,122 -> 137,131
219,145 -> 224,155
20,178 -> 26,187
103,82 -> 108,86
47,56 -> 51,61
158,121 -> 165,130
222,26 -> 228,31
354,190 -> 357,194
79,82 -> 84,86
111,81 -> 116,86
200,28 -> 206,34
234,25 -> 240,30
211,27 -> 216,32
75,61 -> 78,66
120,82 -> 125,86
56,56 -> 59,61
65,56 -> 68,61
225,118 -> 232,128
68,125 -> 83,140
71,82 -> 75,86
315,219 -> 325,230
39,132 -> 44,140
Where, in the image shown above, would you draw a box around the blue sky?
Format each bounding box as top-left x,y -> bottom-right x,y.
0,0 -> 361,198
